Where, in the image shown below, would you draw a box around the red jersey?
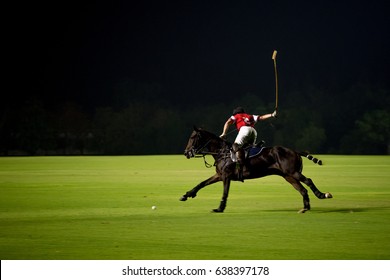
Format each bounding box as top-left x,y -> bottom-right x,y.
231,113 -> 259,130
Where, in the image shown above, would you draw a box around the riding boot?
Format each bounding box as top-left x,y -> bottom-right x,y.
236,150 -> 245,182
232,143 -> 245,182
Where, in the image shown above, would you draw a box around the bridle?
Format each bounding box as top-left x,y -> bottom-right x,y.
186,131 -> 231,168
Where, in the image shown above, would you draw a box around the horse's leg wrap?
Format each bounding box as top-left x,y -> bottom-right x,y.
304,177 -> 333,199
213,200 -> 227,213
179,191 -> 195,201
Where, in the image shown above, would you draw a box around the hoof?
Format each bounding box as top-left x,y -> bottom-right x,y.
325,192 -> 333,199
298,208 -> 309,214
212,208 -> 224,213
179,196 -> 187,201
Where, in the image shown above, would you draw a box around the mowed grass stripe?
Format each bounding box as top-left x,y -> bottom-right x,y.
0,155 -> 389,259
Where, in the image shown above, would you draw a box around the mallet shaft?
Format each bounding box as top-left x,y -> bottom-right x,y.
272,50 -> 278,111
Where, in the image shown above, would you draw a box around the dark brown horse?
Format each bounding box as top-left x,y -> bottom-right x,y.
180,127 -> 333,213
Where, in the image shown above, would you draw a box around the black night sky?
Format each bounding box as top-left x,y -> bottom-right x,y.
3,0 -> 390,154
9,0 -> 389,106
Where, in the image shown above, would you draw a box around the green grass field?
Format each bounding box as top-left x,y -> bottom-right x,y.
0,155 -> 389,260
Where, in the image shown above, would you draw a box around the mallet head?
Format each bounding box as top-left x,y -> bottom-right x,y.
272,50 -> 277,60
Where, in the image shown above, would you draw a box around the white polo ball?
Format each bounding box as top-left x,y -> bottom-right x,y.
151,205 -> 157,210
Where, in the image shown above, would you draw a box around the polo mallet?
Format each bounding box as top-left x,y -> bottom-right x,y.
272,50 -> 278,112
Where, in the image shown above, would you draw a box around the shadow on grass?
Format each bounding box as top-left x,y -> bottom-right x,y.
316,206 -> 389,213
259,206 -> 389,214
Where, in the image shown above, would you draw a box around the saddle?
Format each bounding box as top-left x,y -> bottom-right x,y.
246,145 -> 265,159
245,140 -> 266,159
230,141 -> 265,162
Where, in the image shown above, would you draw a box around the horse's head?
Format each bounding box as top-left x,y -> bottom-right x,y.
184,126 -> 202,159
184,126 -> 220,159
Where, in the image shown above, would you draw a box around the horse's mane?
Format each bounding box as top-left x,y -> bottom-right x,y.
197,127 -> 219,139
197,127 -> 231,147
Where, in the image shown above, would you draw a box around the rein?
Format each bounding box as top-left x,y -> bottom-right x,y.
192,134 -> 231,168
192,138 -> 219,168
194,154 -> 214,168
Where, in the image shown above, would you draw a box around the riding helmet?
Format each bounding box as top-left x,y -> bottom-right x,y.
233,107 -> 245,115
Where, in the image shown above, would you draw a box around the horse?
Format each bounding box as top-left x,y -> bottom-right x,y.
180,126 -> 333,213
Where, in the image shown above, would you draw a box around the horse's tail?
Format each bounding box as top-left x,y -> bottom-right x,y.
298,152 -> 323,165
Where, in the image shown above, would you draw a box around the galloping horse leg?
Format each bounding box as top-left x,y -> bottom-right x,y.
180,173 -> 221,201
294,172 -> 333,200
212,177 -> 231,213
284,175 -> 311,213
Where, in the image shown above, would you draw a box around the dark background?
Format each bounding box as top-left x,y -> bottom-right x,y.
2,0 -> 389,155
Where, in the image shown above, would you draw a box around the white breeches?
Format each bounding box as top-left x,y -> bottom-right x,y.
234,126 -> 257,146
